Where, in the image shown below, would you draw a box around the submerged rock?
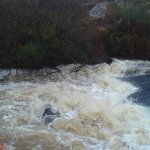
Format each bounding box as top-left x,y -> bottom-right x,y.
42,105 -> 60,124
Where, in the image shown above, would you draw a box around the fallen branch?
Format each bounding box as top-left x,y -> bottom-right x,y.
69,63 -> 88,77
37,67 -> 64,78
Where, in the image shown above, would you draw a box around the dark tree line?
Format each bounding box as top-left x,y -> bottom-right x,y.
0,0 -> 92,69
105,0 -> 150,59
0,0 -> 149,69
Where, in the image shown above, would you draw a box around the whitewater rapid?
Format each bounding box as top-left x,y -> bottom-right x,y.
0,59 -> 150,150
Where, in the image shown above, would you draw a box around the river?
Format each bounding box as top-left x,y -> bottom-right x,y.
125,74 -> 150,106
0,59 -> 150,150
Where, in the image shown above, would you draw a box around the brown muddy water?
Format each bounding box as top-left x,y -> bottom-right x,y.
0,59 -> 150,150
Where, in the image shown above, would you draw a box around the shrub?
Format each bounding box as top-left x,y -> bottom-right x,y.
105,0 -> 150,59
18,42 -> 45,68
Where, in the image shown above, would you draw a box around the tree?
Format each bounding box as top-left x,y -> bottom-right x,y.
105,0 -> 150,59
0,0 -> 90,69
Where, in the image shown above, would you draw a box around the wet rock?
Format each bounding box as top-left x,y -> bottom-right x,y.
42,105 -> 60,124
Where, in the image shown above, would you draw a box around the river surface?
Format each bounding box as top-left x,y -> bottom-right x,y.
0,59 -> 150,150
126,74 -> 150,106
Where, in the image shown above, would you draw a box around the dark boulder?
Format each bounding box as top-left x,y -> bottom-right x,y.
42,106 -> 60,124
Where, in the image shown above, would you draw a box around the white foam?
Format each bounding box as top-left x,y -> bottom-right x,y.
0,59 -> 150,150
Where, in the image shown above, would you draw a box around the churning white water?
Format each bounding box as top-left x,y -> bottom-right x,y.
0,59 -> 150,150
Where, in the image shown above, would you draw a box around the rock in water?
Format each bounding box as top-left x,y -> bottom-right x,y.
42,105 -> 60,124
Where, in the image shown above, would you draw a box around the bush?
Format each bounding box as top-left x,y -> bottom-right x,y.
105,0 -> 150,59
106,34 -> 130,57
18,42 -> 45,68
0,0 -> 92,68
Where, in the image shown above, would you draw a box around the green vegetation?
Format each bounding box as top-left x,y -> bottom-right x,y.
18,42 -> 44,68
105,0 -> 150,59
0,0 -> 91,68
0,0 -> 149,69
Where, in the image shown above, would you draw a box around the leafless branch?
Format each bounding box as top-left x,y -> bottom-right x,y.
69,63 -> 89,77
